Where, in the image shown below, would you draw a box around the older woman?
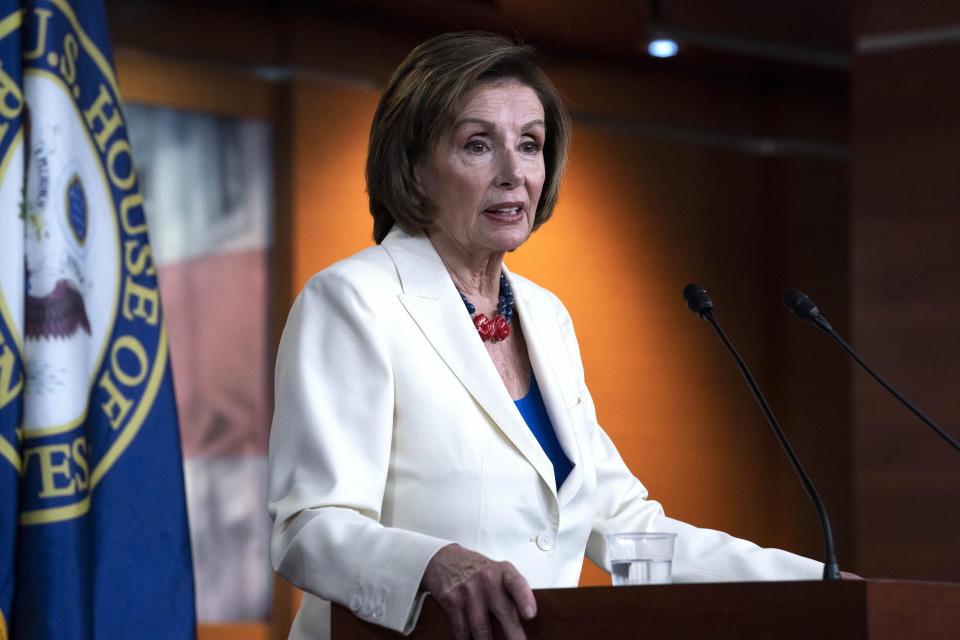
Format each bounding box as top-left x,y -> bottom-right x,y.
268,32 -> 822,640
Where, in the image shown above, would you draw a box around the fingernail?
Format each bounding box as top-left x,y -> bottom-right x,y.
523,605 -> 535,619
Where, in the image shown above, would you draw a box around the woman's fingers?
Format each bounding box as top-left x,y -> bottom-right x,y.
464,585 -> 495,640
422,544 -> 537,639
486,572 -> 528,640
502,567 -> 537,620
441,591 -> 472,640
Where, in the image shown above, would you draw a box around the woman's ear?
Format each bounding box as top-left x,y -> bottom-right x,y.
412,161 -> 423,190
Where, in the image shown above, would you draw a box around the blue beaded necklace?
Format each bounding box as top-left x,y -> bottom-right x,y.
458,273 -> 514,342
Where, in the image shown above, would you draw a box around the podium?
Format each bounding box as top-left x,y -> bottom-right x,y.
332,580 -> 960,638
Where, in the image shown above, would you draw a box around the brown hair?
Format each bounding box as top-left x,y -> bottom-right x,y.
366,31 -> 571,243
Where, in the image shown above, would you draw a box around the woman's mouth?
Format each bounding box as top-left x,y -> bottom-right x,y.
483,203 -> 526,220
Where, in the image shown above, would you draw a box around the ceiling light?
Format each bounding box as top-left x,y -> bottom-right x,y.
648,38 -> 679,58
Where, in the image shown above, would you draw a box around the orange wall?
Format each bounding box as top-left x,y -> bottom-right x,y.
289,80 -> 381,290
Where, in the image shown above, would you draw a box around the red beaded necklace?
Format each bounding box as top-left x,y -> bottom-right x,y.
459,273 -> 514,342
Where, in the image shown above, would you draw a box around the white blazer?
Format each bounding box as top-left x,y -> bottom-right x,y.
267,227 -> 821,639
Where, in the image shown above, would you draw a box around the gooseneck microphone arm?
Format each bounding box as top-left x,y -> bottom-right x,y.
783,288 -> 960,453
683,284 -> 841,580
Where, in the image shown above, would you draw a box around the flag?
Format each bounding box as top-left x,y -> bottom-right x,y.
1,4 -> 27,636
0,1 -> 196,637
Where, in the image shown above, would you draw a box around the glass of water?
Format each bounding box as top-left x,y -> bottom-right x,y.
605,532 -> 677,585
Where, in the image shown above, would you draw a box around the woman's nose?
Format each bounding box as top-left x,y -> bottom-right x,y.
495,149 -> 524,188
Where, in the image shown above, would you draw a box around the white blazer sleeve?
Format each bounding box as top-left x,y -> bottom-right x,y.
547,294 -> 824,582
267,270 -> 450,634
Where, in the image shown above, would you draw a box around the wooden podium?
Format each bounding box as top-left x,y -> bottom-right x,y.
332,580 -> 960,639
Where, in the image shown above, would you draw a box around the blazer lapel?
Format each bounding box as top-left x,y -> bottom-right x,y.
381,229 -> 557,494
508,268 -> 585,507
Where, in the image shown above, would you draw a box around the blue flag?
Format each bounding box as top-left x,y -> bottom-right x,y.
0,2 -> 196,637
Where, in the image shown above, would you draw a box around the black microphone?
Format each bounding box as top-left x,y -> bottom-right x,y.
783,288 -> 959,453
683,284 -> 841,580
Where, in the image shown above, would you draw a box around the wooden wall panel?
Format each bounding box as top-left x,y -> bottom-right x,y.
851,11 -> 960,580
854,1 -> 960,35
759,155 -> 853,567
114,49 -> 272,117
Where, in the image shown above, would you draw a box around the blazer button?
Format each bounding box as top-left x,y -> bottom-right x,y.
536,531 -> 556,551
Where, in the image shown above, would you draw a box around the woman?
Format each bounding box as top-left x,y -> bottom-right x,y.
268,32 -> 822,640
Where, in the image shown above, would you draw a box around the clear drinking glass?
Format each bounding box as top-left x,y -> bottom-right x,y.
604,532 -> 677,585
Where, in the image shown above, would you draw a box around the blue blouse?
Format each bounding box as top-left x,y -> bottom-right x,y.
514,371 -> 573,489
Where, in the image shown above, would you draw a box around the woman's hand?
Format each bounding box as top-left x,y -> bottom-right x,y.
421,543 -> 537,640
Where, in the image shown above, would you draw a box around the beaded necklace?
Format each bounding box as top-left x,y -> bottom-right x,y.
458,273 -> 514,342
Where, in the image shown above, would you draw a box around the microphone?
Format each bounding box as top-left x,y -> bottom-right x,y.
783,288 -> 959,453
683,284 -> 841,580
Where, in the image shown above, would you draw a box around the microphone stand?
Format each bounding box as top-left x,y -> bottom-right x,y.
684,284 -> 841,580
783,289 -> 959,454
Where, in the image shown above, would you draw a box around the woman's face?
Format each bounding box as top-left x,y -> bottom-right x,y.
416,78 -> 546,261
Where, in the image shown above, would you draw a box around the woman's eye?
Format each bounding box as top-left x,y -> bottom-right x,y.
520,140 -> 541,154
465,140 -> 487,153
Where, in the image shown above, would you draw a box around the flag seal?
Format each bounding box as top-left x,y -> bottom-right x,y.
15,0 -> 168,526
